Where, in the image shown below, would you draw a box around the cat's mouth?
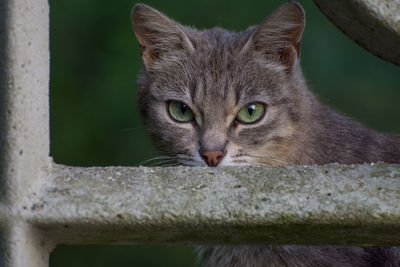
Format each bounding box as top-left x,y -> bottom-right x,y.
174,151 -> 290,167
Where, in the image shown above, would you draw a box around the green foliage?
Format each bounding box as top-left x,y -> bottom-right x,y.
50,245 -> 200,267
49,0 -> 400,266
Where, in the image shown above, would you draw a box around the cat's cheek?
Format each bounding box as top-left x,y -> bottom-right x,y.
217,153 -> 233,166
170,126 -> 199,156
144,110 -> 195,155
231,106 -> 284,146
218,145 -> 242,166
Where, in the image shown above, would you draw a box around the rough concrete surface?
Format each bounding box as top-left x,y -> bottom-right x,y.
313,0 -> 400,66
21,162 -> 400,246
0,0 -> 52,266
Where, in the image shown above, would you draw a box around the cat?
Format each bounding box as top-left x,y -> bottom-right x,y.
130,1 -> 400,266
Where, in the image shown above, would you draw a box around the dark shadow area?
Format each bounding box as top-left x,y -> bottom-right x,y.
0,0 -> 10,201
0,229 -> 6,264
50,245 -> 200,267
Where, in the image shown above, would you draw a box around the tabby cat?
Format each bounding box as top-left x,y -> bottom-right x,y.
130,1 -> 400,266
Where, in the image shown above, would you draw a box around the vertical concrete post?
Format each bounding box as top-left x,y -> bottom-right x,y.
0,0 -> 52,266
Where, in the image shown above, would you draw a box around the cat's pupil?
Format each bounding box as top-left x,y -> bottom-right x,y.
180,103 -> 188,114
248,104 -> 256,116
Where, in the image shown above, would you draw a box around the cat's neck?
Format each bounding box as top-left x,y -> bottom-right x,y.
300,94 -> 400,165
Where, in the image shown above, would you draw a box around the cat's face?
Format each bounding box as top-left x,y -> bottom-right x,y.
132,2 -> 306,167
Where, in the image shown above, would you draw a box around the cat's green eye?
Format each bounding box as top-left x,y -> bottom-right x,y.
168,101 -> 194,122
236,103 -> 265,124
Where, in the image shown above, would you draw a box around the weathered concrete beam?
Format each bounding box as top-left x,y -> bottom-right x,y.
0,0 -> 52,266
313,0 -> 400,66
23,163 -> 400,246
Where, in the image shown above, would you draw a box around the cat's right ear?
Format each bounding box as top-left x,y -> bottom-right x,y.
131,4 -> 194,68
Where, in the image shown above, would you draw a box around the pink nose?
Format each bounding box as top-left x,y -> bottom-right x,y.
201,150 -> 225,167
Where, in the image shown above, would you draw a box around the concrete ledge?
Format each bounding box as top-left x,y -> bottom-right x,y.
313,0 -> 400,66
21,163 -> 400,246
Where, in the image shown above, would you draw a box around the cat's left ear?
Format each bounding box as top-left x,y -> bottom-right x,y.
247,1 -> 305,68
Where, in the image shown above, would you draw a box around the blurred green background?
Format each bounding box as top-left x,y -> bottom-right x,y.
49,0 -> 400,266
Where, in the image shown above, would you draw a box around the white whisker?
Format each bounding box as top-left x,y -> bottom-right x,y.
148,159 -> 178,167
233,160 -> 265,167
136,155 -> 178,166
245,154 -> 292,165
155,162 -> 181,167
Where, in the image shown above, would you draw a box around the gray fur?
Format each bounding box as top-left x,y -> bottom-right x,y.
131,1 -> 400,266
197,245 -> 400,267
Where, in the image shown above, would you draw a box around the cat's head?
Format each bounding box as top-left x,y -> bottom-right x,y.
131,2 -> 308,167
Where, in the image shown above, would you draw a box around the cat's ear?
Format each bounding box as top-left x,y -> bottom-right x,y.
248,1 -> 305,68
131,4 -> 194,67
